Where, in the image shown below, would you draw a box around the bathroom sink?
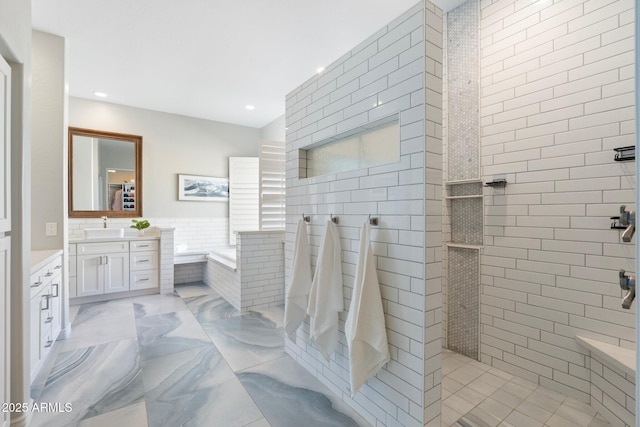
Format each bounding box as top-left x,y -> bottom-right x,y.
83,228 -> 125,239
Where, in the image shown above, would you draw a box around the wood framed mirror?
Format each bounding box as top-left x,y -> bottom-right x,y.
68,127 -> 143,218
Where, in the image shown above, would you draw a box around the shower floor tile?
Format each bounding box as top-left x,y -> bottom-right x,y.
443,349 -> 612,427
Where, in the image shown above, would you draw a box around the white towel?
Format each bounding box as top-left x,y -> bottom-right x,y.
284,219 -> 313,341
345,222 -> 390,396
307,220 -> 343,360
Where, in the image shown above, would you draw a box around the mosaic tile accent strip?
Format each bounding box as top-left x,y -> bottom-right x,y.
451,198 -> 483,245
447,0 -> 479,182
447,247 -> 479,360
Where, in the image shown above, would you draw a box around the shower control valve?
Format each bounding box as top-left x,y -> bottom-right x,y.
619,269 -> 636,310
611,205 -> 635,242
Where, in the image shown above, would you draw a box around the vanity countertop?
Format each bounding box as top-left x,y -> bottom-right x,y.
31,249 -> 63,272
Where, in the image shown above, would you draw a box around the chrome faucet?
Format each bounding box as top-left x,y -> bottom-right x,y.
101,216 -> 108,229
619,269 -> 635,309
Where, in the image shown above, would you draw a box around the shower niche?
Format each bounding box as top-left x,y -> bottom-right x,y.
445,181 -> 482,360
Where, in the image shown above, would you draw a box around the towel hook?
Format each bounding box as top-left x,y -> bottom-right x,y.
330,214 -> 339,224
302,213 -> 310,223
369,214 -> 379,226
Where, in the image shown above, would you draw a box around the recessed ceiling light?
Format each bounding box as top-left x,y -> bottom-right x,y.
316,67 -> 325,74
245,105 -> 255,110
93,91 -> 108,98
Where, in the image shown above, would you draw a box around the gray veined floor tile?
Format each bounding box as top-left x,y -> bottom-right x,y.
77,401 -> 148,427
62,299 -> 136,352
184,292 -> 241,324
237,356 -> 369,427
133,291 -> 188,318
202,310 -> 286,372
31,339 -> 144,427
173,281 -> 215,298
143,345 -> 263,427
136,310 -> 212,361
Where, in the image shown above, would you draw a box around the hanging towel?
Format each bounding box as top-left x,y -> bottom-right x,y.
307,220 -> 343,360
345,222 -> 390,396
284,219 -> 313,342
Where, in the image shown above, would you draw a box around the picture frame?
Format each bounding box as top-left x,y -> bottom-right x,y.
178,174 -> 229,202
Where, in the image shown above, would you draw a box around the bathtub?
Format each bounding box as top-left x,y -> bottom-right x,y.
207,246 -> 237,270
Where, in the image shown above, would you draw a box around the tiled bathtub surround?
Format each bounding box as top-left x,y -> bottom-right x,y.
285,2 -> 443,426
205,231 -> 285,312
461,0 -> 636,423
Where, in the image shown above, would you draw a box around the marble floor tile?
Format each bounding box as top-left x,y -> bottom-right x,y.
202,310 -> 286,371
133,291 -> 188,318
237,356 -> 369,427
244,418 -> 272,427
77,401 -> 148,427
141,345 -> 233,393
184,292 -> 241,323
143,345 -> 263,427
62,299 -> 136,352
173,281 -> 215,298
136,310 -> 212,361
31,339 -> 144,427
68,304 -> 81,324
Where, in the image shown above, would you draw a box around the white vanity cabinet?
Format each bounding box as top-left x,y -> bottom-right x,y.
130,240 -> 159,290
30,250 -> 63,383
76,241 -> 130,297
70,237 -> 160,299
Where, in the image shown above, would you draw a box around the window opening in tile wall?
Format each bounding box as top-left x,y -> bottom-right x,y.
299,115 -> 399,178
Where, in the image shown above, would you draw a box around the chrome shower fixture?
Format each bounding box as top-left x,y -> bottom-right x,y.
619,269 -> 635,310
610,205 -> 635,242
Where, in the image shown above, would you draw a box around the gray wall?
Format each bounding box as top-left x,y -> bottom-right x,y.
69,97 -> 260,218
32,31 -> 67,250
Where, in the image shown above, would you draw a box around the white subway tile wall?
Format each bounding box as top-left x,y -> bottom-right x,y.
69,217 -> 230,251
285,2 -> 443,426
205,231 -> 285,312
478,0 -> 635,416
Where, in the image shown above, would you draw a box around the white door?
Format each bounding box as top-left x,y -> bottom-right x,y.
103,252 -> 130,294
0,53 -> 11,427
77,255 -> 104,297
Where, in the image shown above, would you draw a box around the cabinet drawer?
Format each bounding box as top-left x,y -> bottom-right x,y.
130,240 -> 158,252
130,251 -> 158,271
130,270 -> 159,291
30,271 -> 44,297
78,241 -> 129,255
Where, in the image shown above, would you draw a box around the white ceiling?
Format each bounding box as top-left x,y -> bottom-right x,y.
32,0 -> 465,129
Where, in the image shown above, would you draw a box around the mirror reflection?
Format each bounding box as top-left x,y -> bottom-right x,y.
68,127 -> 142,218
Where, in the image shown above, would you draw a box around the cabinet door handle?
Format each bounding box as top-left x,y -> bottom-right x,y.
98,256 -> 103,265
45,317 -> 53,324
138,278 -> 149,282
45,272 -> 53,277
138,244 -> 150,248
52,283 -> 59,298
105,256 -> 109,265
138,259 -> 149,263
31,281 -> 42,288
41,295 -> 50,311
54,265 -> 62,270
45,340 -> 53,348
